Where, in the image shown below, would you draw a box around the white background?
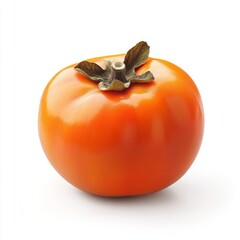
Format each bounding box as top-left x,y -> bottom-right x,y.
0,0 -> 240,239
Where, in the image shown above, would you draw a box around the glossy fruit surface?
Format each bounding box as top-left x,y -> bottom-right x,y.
38,53 -> 204,197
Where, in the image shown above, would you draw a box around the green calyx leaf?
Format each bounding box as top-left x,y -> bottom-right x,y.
129,71 -> 154,83
124,41 -> 150,78
74,41 -> 155,91
75,61 -> 105,81
98,80 -> 131,91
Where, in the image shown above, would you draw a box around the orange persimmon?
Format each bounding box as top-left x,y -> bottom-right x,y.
38,42 -> 204,197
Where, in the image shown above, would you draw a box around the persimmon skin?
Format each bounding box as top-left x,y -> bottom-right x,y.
38,55 -> 204,197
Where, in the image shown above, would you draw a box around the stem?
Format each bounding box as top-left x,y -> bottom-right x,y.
111,62 -> 127,83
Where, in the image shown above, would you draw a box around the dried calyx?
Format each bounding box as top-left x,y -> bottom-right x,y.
74,41 -> 154,91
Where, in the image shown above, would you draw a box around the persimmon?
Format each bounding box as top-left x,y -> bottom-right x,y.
38,42 -> 204,197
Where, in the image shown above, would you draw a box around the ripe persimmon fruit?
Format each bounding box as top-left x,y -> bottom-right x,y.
38,42 -> 204,197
